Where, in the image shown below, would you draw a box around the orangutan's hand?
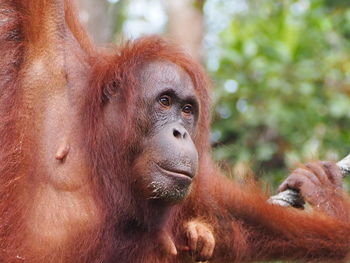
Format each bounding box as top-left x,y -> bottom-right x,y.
278,161 -> 346,218
184,220 -> 215,262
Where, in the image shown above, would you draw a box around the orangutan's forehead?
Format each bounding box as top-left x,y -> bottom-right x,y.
139,61 -> 193,87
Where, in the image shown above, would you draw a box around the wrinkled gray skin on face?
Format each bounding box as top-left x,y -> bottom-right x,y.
134,61 -> 199,203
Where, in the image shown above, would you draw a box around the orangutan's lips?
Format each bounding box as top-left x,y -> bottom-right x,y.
156,165 -> 193,179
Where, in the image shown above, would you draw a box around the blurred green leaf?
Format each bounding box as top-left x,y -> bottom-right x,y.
209,0 -> 350,189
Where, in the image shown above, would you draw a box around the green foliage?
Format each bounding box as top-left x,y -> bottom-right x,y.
210,0 -> 350,188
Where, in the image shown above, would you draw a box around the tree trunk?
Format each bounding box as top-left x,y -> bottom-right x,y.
166,0 -> 204,62
78,0 -> 114,43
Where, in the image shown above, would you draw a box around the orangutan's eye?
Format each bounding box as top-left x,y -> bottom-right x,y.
182,104 -> 193,115
159,95 -> 171,107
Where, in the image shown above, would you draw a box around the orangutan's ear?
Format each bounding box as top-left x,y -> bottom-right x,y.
102,80 -> 119,103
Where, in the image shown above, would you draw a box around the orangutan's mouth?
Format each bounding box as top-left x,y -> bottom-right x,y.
156,164 -> 194,180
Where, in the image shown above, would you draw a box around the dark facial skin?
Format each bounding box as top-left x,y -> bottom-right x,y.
133,61 -> 199,203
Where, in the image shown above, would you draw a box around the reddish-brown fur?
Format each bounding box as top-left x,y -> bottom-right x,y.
1,1 -> 350,262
